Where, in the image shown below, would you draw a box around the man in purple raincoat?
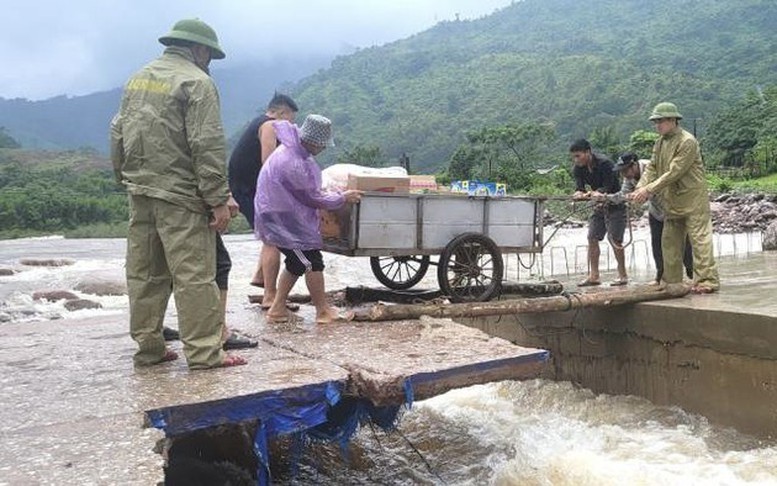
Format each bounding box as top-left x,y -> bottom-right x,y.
255,115 -> 362,323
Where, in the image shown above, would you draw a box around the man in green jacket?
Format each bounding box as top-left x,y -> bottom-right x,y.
630,102 -> 719,294
111,18 -> 247,368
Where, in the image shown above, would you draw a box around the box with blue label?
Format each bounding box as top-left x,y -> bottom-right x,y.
450,180 -> 507,196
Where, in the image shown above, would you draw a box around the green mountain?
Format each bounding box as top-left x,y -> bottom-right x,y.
2,0 -> 775,173
289,0 -> 777,171
0,56 -> 334,152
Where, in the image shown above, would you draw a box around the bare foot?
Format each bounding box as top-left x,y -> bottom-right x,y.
250,268 -> 265,288
316,307 -> 354,324
266,310 -> 291,323
260,291 -> 276,309
160,349 -> 178,363
260,301 -> 300,312
219,354 -> 248,367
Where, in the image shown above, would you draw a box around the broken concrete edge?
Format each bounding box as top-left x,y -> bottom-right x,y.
145,381 -> 342,437
347,350 -> 550,407
143,347 -> 549,482
144,352 -> 550,434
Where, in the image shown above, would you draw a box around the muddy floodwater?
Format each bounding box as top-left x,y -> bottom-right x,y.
1,230 -> 775,485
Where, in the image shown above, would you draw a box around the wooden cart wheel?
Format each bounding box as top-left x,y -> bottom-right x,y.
370,255 -> 431,290
437,232 -> 503,303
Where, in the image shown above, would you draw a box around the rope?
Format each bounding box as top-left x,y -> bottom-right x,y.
365,419 -> 447,485
516,252 -> 536,270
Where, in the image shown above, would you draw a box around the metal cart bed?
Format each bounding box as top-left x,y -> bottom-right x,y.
321,193 -> 544,302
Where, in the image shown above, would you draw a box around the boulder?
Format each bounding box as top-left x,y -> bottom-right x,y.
19,258 -> 75,267
0,268 -> 15,276
32,290 -> 79,302
64,299 -> 103,311
763,221 -> 777,251
74,279 -> 127,296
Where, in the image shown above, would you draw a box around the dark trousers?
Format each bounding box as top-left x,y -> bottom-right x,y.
649,214 -> 693,282
215,233 -> 231,290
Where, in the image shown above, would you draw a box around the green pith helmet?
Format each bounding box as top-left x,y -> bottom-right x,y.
158,18 -> 226,59
648,102 -> 683,121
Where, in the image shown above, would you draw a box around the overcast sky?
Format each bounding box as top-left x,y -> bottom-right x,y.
0,0 -> 513,101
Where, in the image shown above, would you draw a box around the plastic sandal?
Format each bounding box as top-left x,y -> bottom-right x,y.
222,333 -> 258,350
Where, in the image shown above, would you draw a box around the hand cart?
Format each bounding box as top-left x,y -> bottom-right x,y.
321,193 -> 544,303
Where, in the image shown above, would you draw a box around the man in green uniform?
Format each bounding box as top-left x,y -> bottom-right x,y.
111,18 -> 247,368
630,102 -> 719,294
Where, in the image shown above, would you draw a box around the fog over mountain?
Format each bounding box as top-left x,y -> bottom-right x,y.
0,0 -> 511,100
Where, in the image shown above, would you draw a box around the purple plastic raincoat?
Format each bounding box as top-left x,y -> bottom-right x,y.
254,121 -> 345,250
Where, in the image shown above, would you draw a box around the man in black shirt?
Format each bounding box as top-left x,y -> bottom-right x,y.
228,94 -> 298,301
570,139 -> 628,287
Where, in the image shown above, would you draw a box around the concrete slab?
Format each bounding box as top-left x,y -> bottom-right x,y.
0,315 -> 347,484
644,251 -> 777,316
260,316 -> 548,405
0,305 -> 547,484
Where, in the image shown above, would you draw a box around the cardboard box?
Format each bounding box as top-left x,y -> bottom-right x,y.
450,180 -> 507,196
319,209 -> 341,238
347,174 -> 410,194
409,175 -> 437,193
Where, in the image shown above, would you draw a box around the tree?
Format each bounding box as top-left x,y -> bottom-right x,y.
447,122 -> 557,190
588,126 -> 621,160
335,144 -> 387,168
0,127 -> 20,149
704,85 -> 777,169
628,130 -> 659,159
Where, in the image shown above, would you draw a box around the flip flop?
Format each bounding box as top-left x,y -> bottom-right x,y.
250,281 -> 265,288
577,279 -> 601,287
223,333 -> 258,350
162,326 -> 180,341
160,349 -> 179,363
609,278 -> 628,287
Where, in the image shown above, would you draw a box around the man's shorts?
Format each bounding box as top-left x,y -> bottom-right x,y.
231,187 -> 255,229
588,204 -> 627,244
278,248 -> 325,277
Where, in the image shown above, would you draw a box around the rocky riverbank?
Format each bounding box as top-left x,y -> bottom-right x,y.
711,193 -> 777,234
545,193 -> 777,235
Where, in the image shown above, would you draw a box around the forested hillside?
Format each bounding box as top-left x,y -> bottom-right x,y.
0,56 -> 334,152
2,0 -> 776,173
290,0 -> 777,171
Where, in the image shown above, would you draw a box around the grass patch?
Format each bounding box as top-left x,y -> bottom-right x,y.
62,222 -> 129,239
732,173 -> 777,193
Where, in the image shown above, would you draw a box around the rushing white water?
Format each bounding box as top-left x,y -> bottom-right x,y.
1,230 -> 775,485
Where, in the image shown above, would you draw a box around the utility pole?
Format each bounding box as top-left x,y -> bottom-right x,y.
400,153 -> 411,174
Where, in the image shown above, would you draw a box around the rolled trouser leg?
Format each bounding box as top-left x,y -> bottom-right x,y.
157,201 -> 224,369
127,195 -> 173,365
